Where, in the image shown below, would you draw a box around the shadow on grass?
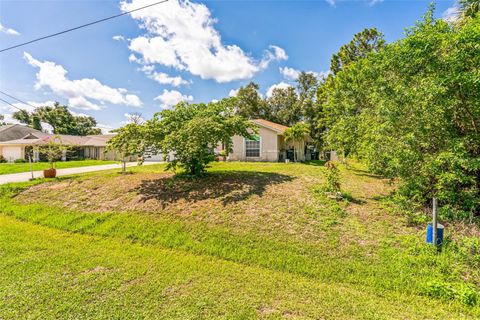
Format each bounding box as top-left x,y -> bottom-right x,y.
304,160 -> 326,166
134,170 -> 294,207
348,167 -> 385,179
342,192 -> 367,205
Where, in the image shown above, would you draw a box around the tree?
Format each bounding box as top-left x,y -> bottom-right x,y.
13,102 -> 101,135
321,8 -> 480,220
330,28 -> 385,74
146,100 -> 254,175
0,114 -> 6,126
266,86 -> 301,126
284,123 -> 310,162
234,82 -> 270,120
106,123 -> 146,173
458,0 -> 480,21
297,72 -> 320,143
38,137 -> 70,169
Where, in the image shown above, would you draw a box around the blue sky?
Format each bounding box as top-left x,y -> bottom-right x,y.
0,0 -> 456,132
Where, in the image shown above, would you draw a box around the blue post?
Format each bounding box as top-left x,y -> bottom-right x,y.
426,223 -> 444,246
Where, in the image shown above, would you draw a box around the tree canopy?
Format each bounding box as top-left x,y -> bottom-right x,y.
13,102 -> 101,136
319,8 -> 480,219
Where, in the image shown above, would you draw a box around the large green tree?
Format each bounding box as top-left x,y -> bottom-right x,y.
330,28 -> 386,75
321,8 -> 480,219
145,100 -> 254,175
266,86 -> 301,126
13,102 -> 101,135
234,82 -> 270,120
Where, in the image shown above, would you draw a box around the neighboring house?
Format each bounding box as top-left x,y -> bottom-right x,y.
0,124 -> 41,142
226,119 -> 313,162
0,124 -> 121,162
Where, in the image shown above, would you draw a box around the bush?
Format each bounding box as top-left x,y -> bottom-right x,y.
14,158 -> 27,163
422,281 -> 479,307
324,161 -> 341,193
0,155 -> 6,163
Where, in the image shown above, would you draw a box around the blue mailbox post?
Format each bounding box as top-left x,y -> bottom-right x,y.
426,197 -> 444,246
426,223 -> 444,245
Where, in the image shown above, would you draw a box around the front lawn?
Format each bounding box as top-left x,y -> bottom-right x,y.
0,161 -> 479,318
0,160 -> 117,175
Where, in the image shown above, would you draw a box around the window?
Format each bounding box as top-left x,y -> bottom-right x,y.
245,135 -> 260,157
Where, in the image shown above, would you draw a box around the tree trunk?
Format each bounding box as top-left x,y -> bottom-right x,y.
122,159 -> 126,173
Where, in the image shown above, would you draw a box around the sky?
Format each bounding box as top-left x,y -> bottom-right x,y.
0,0 -> 457,132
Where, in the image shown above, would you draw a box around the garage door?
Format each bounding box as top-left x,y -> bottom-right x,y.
2,146 -> 22,162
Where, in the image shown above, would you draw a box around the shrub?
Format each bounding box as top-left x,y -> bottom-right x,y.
0,155 -> 6,163
324,161 -> 341,193
14,158 -> 27,163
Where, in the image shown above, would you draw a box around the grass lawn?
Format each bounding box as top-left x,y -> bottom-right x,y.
0,160 -> 117,175
0,161 -> 479,319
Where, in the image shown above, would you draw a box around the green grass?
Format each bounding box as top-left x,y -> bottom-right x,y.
0,160 -> 117,175
0,161 -> 479,319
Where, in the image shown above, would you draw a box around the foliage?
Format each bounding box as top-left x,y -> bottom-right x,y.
233,82 -> 269,120
324,161 -> 341,193
106,123 -> 146,172
0,155 -> 6,163
145,100 -> 254,175
13,102 -> 101,135
38,137 -> 70,169
13,158 -> 27,163
330,27 -> 386,74
284,122 -> 310,162
266,86 -> 301,126
320,9 -> 480,219
0,114 -> 6,126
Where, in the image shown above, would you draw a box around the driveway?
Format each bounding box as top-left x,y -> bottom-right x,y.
0,161 -> 162,185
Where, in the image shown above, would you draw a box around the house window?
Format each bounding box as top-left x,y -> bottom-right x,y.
245,135 -> 260,157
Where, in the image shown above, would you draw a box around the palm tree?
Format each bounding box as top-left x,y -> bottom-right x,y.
284,123 -> 310,162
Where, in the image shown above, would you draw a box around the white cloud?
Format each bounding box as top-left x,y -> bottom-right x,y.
443,4 -> 460,23
154,89 -> 193,108
279,67 -> 301,81
112,35 -> 125,41
24,52 -> 142,110
138,64 -> 189,87
0,22 -> 20,36
280,66 -> 331,81
149,72 -> 189,86
266,82 -> 292,98
96,123 -> 115,134
229,88 -> 239,97
121,0 -> 287,83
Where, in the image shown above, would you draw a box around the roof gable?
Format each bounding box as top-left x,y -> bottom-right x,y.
251,119 -> 289,134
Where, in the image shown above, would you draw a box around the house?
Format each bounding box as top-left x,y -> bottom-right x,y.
226,119 -> 313,162
0,124 -> 121,162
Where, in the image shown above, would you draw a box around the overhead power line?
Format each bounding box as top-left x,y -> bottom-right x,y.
0,90 -> 37,109
0,0 -> 169,53
0,97 -> 24,112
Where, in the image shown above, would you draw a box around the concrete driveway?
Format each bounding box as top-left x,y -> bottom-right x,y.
0,161 -> 162,185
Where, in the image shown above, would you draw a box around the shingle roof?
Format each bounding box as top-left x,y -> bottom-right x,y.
0,124 -> 43,142
0,125 -> 115,147
252,119 -> 290,134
